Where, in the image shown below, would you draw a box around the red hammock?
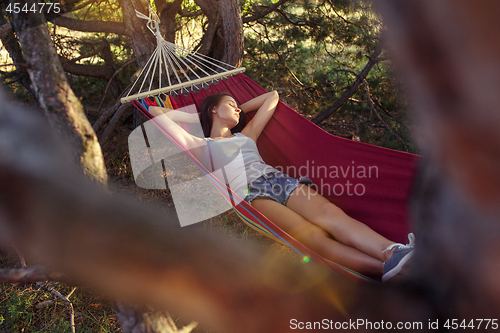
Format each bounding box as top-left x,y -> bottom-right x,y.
169,73 -> 418,244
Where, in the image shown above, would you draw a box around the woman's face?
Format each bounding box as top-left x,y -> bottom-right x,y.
213,96 -> 241,128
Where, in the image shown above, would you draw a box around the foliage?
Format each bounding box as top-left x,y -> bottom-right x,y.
176,0 -> 205,50
242,0 -> 416,152
0,0 -> 416,152
70,0 -> 123,22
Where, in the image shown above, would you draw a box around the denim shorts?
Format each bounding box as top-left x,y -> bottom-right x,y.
243,171 -> 313,206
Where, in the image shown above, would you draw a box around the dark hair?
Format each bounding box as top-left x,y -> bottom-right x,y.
199,92 -> 246,137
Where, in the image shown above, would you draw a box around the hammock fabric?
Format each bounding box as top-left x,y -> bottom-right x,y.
131,73 -> 419,282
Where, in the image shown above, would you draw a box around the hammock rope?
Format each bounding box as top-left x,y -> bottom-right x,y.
121,10 -> 245,103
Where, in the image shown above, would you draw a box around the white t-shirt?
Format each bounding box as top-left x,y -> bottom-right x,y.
199,132 -> 278,197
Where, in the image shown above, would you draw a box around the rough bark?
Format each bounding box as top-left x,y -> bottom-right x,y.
0,23 -> 10,39
59,56 -> 115,80
12,4 -> 107,183
0,15 -> 36,100
119,0 -> 156,68
312,42 -> 383,124
219,0 -> 244,67
373,0 -> 500,322
11,7 -> 177,332
53,16 -> 127,35
59,39 -> 123,98
194,0 -> 220,55
376,0 -> 500,207
119,0 -> 157,128
155,0 -> 184,43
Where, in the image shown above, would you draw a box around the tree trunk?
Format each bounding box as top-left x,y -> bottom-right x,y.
155,0 -> 184,43
219,0 -> 244,67
195,0 -> 220,56
12,3 -> 107,183
0,14 -> 36,101
119,0 -> 156,68
119,0 -> 156,128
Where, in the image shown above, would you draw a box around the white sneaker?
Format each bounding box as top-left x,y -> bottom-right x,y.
382,233 -> 416,282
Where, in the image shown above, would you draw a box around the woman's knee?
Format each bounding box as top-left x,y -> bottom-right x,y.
314,201 -> 346,224
314,201 -> 363,244
293,224 -> 330,244
310,225 -> 330,242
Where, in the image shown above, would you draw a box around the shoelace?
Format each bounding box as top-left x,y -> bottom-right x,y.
382,232 -> 416,253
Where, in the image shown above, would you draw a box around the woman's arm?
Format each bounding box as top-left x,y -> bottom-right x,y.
149,106 -> 200,123
240,90 -> 279,142
148,106 -> 205,160
239,91 -> 278,114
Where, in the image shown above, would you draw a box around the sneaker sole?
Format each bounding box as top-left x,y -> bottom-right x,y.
382,250 -> 415,283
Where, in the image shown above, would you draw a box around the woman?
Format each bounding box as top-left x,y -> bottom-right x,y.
150,91 -> 414,281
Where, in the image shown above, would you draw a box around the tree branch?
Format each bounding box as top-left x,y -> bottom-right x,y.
220,0 -> 244,67
362,79 -> 409,152
93,98 -> 121,132
68,42 -> 107,63
13,248 -> 76,333
242,0 -> 290,23
178,9 -> 203,17
327,0 -> 367,33
97,58 -> 136,112
0,266 -> 64,283
66,0 -> 100,13
0,15 -> 36,99
312,42 -> 383,124
59,55 -> 114,79
98,102 -> 134,145
260,6 -> 318,28
260,21 -> 304,86
52,16 -> 127,35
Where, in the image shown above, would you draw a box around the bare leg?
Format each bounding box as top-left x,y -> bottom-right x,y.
251,198 -> 384,276
286,184 -> 395,262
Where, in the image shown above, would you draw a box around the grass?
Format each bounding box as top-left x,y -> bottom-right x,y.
0,265 -> 120,332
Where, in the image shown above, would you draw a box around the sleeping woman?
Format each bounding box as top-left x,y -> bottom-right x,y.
149,91 -> 415,282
